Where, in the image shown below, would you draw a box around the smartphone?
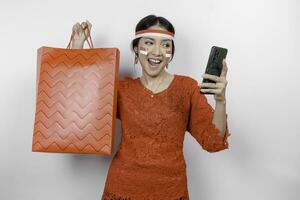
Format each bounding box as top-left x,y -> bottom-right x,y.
201,46 -> 228,95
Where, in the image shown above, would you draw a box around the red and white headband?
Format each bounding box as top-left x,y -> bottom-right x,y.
135,29 -> 174,40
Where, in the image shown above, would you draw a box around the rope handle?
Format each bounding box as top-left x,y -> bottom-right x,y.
66,23 -> 94,49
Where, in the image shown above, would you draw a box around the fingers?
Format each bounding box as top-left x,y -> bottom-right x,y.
81,22 -> 87,30
200,73 -> 228,91
71,20 -> 92,44
81,21 -> 92,31
72,20 -> 92,30
199,82 -> 224,95
202,73 -> 228,86
200,88 -> 222,95
200,82 -> 218,89
86,20 -> 92,30
72,22 -> 80,33
81,20 -> 92,38
202,74 -> 220,82
72,22 -> 84,37
72,20 -> 92,37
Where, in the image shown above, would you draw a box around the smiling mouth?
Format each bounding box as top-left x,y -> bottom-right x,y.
147,58 -> 162,68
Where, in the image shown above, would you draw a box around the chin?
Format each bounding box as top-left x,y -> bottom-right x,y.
143,65 -> 166,77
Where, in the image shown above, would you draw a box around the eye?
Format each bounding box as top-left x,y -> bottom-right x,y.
145,41 -> 153,45
162,43 -> 171,48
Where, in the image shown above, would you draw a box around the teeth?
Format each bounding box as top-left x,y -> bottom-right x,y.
149,58 -> 161,64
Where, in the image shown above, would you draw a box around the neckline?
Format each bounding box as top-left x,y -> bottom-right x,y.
136,74 -> 178,97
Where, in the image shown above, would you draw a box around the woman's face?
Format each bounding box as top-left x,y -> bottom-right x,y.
134,25 -> 173,77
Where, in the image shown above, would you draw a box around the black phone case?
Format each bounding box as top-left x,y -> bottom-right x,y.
201,46 -> 228,95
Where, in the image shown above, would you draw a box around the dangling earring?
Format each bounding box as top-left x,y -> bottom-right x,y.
166,61 -> 170,69
134,54 -> 138,64
133,54 -> 138,75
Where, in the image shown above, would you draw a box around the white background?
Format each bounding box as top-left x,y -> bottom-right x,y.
1,0 -> 299,199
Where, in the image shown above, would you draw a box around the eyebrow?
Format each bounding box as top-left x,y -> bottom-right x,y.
144,37 -> 172,42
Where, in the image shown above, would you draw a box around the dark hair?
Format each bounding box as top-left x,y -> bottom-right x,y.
131,14 -> 176,62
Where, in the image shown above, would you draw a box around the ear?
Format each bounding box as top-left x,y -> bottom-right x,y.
134,46 -> 138,54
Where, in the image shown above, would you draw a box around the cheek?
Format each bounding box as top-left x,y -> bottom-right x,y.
138,53 -> 148,65
139,47 -> 149,56
164,50 -> 172,58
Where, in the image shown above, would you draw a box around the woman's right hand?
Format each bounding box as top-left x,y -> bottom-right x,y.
70,20 -> 92,49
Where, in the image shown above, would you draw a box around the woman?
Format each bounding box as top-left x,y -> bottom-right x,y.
71,15 -> 231,200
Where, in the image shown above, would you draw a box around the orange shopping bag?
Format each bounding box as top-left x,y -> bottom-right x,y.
32,28 -> 120,155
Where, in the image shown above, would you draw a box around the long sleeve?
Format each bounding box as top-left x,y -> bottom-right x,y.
116,81 -> 121,120
186,82 -> 231,153
116,98 -> 120,120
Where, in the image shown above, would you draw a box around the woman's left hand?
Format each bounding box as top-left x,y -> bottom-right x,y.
199,59 -> 228,102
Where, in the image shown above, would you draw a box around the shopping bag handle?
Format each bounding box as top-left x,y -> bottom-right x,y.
66,24 -> 94,49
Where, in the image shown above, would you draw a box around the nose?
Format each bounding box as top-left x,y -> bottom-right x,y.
152,43 -> 162,57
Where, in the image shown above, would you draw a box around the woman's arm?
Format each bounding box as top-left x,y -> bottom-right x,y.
200,59 -> 229,138
213,100 -> 227,137
187,82 -> 230,153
